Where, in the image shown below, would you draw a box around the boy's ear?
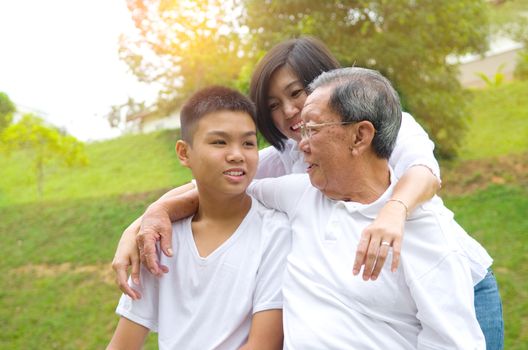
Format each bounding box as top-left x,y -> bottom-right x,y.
175,140 -> 191,167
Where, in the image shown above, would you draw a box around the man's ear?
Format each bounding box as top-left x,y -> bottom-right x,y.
350,121 -> 376,155
175,140 -> 191,167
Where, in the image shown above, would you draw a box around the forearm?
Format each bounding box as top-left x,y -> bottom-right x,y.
146,183 -> 198,222
391,165 -> 440,214
157,182 -> 196,201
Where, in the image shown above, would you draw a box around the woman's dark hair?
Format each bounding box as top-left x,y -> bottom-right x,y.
249,36 -> 341,151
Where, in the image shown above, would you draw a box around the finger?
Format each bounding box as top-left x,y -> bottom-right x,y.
137,232 -> 161,276
159,226 -> 174,257
362,237 -> 381,281
115,265 -> 141,300
130,253 -> 141,286
371,242 -> 391,280
145,252 -> 162,277
353,232 -> 371,275
391,239 -> 402,272
158,263 -> 169,274
137,235 -> 146,265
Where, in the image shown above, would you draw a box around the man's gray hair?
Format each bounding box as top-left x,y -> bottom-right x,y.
308,67 -> 402,159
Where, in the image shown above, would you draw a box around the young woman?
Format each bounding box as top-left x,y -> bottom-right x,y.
112,36 -> 503,349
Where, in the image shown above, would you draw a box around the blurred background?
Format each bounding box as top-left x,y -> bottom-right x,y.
0,0 -> 527,348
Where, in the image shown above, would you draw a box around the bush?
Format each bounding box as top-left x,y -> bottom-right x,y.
514,50 -> 528,80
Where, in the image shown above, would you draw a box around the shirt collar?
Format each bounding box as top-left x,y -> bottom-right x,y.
335,167 -> 396,219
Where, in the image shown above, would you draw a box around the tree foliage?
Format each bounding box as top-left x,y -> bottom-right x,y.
1,114 -> 88,196
243,0 -> 489,158
0,92 -> 16,133
118,0 -> 490,158
113,0 -> 250,125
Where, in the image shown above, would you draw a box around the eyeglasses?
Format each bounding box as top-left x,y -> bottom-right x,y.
300,121 -> 356,140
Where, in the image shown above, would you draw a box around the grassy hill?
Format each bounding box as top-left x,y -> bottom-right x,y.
459,80 -> 528,160
1,80 -> 527,348
0,129 -> 191,207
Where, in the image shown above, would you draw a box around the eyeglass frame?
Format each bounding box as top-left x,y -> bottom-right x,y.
300,121 -> 357,140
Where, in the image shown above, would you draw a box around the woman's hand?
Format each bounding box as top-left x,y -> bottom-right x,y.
112,218 -> 143,299
353,165 -> 440,280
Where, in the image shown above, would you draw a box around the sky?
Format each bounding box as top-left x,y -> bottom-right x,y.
0,0 -> 156,141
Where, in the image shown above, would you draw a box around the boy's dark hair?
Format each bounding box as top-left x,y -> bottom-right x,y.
180,86 -> 257,143
249,36 -> 341,151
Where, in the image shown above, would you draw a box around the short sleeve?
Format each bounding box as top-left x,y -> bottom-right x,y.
252,210 -> 292,313
389,112 -> 441,181
247,174 -> 308,215
115,263 -> 160,332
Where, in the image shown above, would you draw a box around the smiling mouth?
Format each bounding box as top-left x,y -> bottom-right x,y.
290,121 -> 303,132
224,170 -> 245,176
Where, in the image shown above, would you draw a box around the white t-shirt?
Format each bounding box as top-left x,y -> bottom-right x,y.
255,111 -> 492,283
248,174 -> 485,349
116,197 -> 291,350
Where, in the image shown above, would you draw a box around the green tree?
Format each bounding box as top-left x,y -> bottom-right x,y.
243,0 -> 489,158
0,92 -> 16,133
0,114 -> 88,196
118,0 -> 489,157
110,0 -> 249,127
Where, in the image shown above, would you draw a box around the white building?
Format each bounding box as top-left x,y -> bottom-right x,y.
451,37 -> 524,88
126,109 -> 181,134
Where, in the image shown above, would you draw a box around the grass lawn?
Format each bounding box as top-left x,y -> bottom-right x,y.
0,194 -> 161,349
458,80 -> 528,160
445,185 -> 528,349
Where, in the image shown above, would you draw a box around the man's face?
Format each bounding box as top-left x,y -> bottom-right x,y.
180,110 -> 258,197
299,86 -> 354,197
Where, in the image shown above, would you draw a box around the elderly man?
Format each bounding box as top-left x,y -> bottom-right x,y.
247,67 -> 485,349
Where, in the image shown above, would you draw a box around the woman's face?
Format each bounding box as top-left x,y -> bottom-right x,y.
267,66 -> 307,143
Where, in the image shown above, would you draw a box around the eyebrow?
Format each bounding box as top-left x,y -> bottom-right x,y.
267,80 -> 303,100
283,80 -> 302,91
206,130 -> 257,137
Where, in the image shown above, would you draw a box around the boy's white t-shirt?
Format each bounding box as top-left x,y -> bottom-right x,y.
116,197 -> 291,350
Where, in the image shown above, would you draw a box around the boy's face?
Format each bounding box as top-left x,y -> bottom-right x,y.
177,110 -> 258,197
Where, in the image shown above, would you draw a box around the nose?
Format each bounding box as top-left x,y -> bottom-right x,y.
298,137 -> 310,154
283,100 -> 299,119
226,145 -> 244,163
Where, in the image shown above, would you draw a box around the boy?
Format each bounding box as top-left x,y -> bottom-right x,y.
107,86 -> 291,350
